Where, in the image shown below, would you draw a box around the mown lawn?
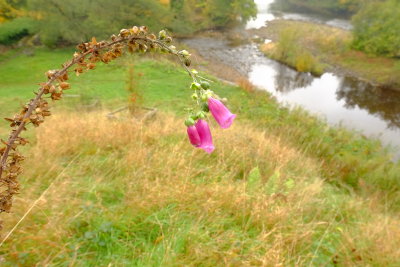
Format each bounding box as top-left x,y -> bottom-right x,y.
0,48 -> 399,266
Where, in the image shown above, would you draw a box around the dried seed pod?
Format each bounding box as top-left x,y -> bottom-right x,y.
148,34 -> 157,40
45,70 -> 58,80
87,63 -> 96,70
49,85 -> 56,93
139,26 -> 148,34
59,82 -> 70,90
131,26 -> 139,35
76,43 -> 87,52
119,29 -> 130,37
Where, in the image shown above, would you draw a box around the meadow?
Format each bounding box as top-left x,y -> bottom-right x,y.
0,48 -> 399,266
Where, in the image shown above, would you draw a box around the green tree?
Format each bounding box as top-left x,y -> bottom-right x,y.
9,0 -> 256,46
169,0 -> 256,32
272,0 -> 365,16
352,0 -> 400,57
28,0 -> 173,46
0,0 -> 26,22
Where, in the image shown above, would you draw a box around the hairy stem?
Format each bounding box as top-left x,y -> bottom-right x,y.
0,33 -> 193,213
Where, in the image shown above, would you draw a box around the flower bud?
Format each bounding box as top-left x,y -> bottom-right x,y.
190,82 -> 201,90
196,111 -> 206,119
184,58 -> 191,67
184,118 -> 196,127
201,103 -> 209,112
205,90 -> 214,98
180,50 -> 190,57
190,114 -> 198,121
200,81 -> 210,89
159,30 -> 167,40
191,93 -> 198,100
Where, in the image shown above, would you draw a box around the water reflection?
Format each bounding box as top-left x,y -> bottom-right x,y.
250,64 -> 400,155
274,64 -> 314,92
247,0 -> 352,30
337,78 -> 400,129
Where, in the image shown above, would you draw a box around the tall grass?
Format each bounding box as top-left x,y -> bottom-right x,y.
0,49 -> 400,265
260,28 -> 325,75
0,112 -> 399,266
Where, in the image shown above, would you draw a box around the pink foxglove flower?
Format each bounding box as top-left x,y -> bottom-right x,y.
208,97 -> 236,129
187,125 -> 201,147
195,119 -> 215,154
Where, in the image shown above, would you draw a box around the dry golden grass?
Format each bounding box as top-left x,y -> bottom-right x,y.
0,110 -> 399,266
236,78 -> 257,93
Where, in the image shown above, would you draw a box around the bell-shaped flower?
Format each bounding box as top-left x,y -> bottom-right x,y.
195,119 -> 215,154
187,125 -> 201,147
208,97 -> 236,129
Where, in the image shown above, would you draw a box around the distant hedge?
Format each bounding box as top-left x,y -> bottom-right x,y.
0,17 -> 36,45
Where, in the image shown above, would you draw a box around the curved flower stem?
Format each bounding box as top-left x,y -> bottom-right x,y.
0,33 -> 195,214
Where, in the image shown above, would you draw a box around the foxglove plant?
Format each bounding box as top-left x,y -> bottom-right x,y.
184,80 -> 236,153
187,125 -> 201,147
208,97 -> 236,129
0,27 -> 235,224
195,119 -> 215,154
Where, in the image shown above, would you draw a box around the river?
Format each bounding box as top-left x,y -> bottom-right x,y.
184,0 -> 400,160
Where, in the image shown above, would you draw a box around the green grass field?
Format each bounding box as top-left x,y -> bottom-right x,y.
0,48 -> 399,266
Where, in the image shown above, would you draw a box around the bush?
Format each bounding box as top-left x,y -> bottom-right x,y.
28,0 -> 174,47
0,17 -> 36,45
352,0 -> 400,57
26,0 -> 257,46
271,0 -> 361,17
264,27 -> 324,75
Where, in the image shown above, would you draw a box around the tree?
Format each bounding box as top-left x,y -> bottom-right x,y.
0,0 -> 26,22
27,0 -> 173,46
352,0 -> 400,57
6,0 -> 256,46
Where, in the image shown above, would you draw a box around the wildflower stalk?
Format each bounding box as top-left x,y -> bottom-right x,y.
0,27 -> 196,216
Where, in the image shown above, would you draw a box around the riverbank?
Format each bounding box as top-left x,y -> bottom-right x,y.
1,48 -> 400,265
253,20 -> 400,90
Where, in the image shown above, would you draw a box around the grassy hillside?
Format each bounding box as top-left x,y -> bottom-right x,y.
0,48 -> 399,265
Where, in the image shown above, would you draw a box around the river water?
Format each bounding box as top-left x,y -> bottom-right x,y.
184,0 -> 400,159
246,0 -> 352,30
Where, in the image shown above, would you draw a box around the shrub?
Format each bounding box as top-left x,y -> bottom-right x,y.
352,0 -> 400,57
0,17 -> 36,45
